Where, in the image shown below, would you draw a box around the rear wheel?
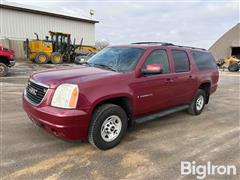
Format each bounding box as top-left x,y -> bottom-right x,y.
0,63 -> 8,77
35,52 -> 49,64
88,104 -> 128,150
63,53 -> 71,63
50,52 -> 63,64
228,62 -> 239,72
188,89 -> 206,115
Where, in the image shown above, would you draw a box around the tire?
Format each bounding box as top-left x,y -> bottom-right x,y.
50,52 -> 63,64
88,104 -> 128,150
0,63 -> 9,77
228,62 -> 239,72
63,53 -> 71,63
35,52 -> 49,64
188,89 -> 206,115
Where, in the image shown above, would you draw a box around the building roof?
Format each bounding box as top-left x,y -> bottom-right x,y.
209,23 -> 240,49
0,1 -> 99,24
209,23 -> 240,60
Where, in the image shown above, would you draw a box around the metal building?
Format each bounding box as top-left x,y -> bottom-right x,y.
209,23 -> 240,61
0,1 -> 98,58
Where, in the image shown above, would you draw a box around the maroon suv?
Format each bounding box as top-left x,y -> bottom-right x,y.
23,42 -> 219,150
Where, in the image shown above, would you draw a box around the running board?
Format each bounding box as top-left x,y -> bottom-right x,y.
135,105 -> 189,124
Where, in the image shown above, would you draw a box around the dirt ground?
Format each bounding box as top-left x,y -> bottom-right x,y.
0,61 -> 239,180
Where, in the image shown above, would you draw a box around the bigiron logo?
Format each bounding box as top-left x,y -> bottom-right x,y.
181,161 -> 237,179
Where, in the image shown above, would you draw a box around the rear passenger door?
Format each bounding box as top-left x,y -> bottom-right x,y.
170,50 -> 197,105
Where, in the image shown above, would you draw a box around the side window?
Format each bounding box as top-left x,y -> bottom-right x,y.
191,51 -> 217,70
143,50 -> 170,74
172,50 -> 190,73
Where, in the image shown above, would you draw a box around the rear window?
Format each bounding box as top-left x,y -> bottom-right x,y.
191,51 -> 217,70
172,50 -> 190,73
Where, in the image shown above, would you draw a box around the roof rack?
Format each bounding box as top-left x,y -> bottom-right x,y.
131,42 -> 174,46
131,42 -> 206,51
172,45 -> 206,51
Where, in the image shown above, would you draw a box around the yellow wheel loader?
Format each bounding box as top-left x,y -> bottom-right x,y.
24,31 -> 96,64
216,46 -> 240,72
217,56 -> 240,72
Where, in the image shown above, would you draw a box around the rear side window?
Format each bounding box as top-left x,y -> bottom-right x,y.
172,50 -> 190,73
143,50 -> 170,74
191,51 -> 217,70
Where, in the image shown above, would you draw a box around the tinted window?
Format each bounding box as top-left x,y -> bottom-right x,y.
172,50 -> 190,73
143,50 -> 169,74
191,51 -> 217,70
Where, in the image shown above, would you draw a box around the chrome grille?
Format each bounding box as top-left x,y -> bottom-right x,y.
26,80 -> 48,105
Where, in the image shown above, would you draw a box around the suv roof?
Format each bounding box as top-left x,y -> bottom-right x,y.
131,42 -> 207,51
112,42 -> 206,51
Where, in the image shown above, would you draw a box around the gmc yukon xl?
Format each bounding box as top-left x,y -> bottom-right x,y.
23,42 -> 219,150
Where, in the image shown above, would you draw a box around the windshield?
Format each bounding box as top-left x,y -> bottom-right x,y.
88,47 -> 144,72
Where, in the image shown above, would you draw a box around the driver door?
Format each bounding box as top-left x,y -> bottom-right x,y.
132,49 -> 176,116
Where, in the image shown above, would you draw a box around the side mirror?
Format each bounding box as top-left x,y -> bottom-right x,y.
141,64 -> 163,75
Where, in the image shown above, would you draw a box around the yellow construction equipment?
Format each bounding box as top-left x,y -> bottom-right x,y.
217,56 -> 240,72
24,31 -> 96,64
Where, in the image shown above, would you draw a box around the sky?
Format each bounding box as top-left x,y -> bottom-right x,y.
6,0 -> 240,49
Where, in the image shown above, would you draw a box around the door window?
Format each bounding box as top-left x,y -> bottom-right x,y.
172,50 -> 190,73
143,50 -> 170,74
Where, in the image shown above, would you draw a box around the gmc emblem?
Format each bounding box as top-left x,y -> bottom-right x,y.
28,87 -> 38,96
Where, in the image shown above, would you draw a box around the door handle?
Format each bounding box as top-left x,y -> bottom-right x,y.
188,75 -> 193,80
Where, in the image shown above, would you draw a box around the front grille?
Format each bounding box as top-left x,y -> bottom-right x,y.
26,80 -> 48,105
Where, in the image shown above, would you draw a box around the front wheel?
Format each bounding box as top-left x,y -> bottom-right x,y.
188,89 -> 206,115
228,62 -> 239,72
35,52 -> 49,64
88,104 -> 128,150
0,63 -> 9,77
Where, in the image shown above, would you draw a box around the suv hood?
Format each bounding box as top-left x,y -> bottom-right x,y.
31,66 -> 118,88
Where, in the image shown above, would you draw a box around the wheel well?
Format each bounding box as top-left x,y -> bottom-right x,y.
0,56 -> 10,66
199,82 -> 211,104
93,97 -> 133,125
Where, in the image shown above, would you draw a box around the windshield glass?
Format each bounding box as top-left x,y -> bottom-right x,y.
88,47 -> 144,72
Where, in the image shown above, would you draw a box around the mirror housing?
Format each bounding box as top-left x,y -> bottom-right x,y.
141,64 -> 163,75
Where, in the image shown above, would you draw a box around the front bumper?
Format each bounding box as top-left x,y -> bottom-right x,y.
9,59 -> 16,67
23,95 -> 90,140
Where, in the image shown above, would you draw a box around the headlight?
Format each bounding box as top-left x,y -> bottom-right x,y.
51,84 -> 79,109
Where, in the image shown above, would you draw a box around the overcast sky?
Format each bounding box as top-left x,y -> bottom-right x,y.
7,0 -> 239,49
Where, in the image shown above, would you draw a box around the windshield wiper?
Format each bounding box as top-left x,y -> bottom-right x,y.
93,64 -> 117,72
